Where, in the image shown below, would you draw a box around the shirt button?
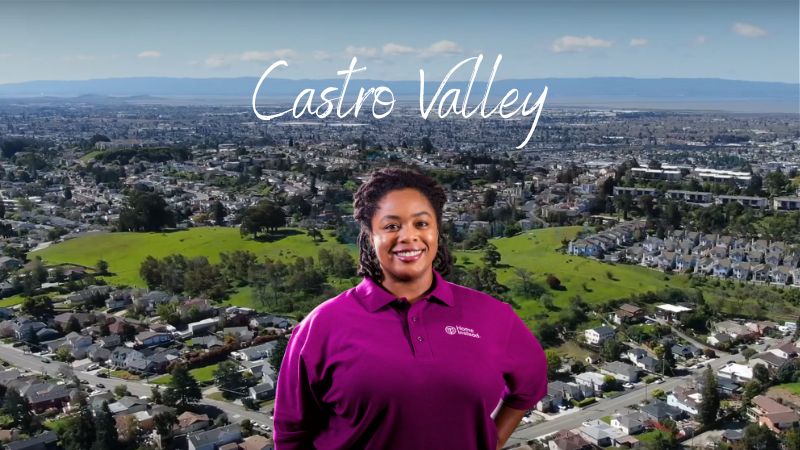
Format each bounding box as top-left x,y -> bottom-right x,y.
411,316 -> 418,323
417,336 -> 424,342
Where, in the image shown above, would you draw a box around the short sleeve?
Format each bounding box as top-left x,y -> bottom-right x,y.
273,316 -> 327,449
499,305 -> 548,410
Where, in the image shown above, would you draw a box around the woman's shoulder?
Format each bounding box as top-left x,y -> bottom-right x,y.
444,279 -> 514,314
294,287 -> 360,330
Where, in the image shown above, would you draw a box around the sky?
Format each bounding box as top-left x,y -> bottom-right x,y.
0,0 -> 797,84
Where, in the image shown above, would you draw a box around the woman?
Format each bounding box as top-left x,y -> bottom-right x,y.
273,167 -> 547,449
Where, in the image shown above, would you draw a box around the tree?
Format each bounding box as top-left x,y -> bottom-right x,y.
55,347 -> 73,363
150,385 -> 162,404
753,363 -> 770,385
20,295 -> 53,319
241,419 -> 254,437
60,404 -> 96,450
3,387 -> 35,434
114,384 -> 130,398
118,415 -> 140,444
698,366 -> 720,428
117,191 -> 174,232
96,259 -> 109,275
271,335 -> 289,377
153,410 -> 177,443
214,361 -> 247,399
545,274 -> 562,290
601,339 -> 625,361
513,268 -> 545,298
63,316 -> 81,334
783,428 -> 800,450
92,402 -> 118,450
163,364 -> 201,411
741,423 -> 779,450
614,192 -> 634,220
741,347 -> 757,361
211,200 -> 227,226
545,350 -> 561,379
139,255 -> 162,289
481,244 -> 501,268
239,201 -> 286,237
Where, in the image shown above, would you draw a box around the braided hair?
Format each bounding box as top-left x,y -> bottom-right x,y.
353,167 -> 452,283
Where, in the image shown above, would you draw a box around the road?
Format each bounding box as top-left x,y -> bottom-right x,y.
506,350 -> 744,446
0,345 -> 274,428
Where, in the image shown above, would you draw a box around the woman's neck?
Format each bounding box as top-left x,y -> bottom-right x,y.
381,270 -> 434,304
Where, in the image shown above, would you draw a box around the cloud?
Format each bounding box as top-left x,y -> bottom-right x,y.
629,38 -> 648,47
345,45 -> 379,59
551,35 -> 613,53
382,43 -> 416,56
312,50 -> 333,61
137,50 -> 161,59
732,22 -> 767,38
62,55 -> 95,62
419,40 -> 463,58
204,49 -> 297,68
694,35 -> 707,45
240,49 -> 297,61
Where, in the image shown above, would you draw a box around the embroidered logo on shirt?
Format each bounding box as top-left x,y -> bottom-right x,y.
445,325 -> 480,339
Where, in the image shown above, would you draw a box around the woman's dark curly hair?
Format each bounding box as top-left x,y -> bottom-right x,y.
353,167 -> 452,283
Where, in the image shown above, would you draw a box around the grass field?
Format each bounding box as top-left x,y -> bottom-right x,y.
33,227 -> 355,287
0,294 -> 26,308
30,224 -> 798,327
151,362 -> 218,385
774,382 -> 800,395
454,226 -> 692,322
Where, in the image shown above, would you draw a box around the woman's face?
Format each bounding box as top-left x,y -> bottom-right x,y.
370,188 -> 439,284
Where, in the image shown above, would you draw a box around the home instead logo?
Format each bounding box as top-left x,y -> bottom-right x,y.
445,325 -> 481,339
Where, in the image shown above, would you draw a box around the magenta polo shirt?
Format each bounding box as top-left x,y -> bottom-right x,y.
273,269 -> 548,450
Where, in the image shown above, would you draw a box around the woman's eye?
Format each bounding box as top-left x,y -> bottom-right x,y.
417,221 -> 428,227
385,224 -> 399,230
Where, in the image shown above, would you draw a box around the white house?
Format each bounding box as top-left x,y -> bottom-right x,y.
585,326 -> 615,345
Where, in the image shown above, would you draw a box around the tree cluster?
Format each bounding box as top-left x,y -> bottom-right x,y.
140,254 -> 228,300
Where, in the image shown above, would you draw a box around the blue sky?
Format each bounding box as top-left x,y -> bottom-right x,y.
0,1 -> 797,84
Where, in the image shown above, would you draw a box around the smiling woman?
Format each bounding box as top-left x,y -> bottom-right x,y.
272,167 -> 549,450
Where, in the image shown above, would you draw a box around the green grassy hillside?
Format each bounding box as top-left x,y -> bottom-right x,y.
33,227 -> 355,287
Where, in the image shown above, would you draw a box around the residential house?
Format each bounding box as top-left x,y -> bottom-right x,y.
108,396 -> 149,416
547,430 -> 593,450
177,411 -> 210,434
719,363 -> 753,383
239,435 -> 273,450
714,321 -> 755,341
600,361 -> 639,383
5,431 -> 58,450
135,331 -> 173,348
749,395 -> 800,433
707,332 -> 732,347
233,341 -> 278,362
667,387 -> 702,416
578,420 -> 629,447
748,352 -> 788,371
574,372 -> 606,394
640,399 -> 684,422
584,326 -> 615,346
187,423 -> 242,450
655,304 -> 692,323
610,411 -> 646,435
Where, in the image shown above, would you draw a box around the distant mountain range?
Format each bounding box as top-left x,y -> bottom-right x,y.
0,77 -> 797,112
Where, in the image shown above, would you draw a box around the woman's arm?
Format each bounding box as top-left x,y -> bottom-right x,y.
493,403 -> 527,450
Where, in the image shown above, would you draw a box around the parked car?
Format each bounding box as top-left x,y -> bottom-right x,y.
41,358 -> 51,364
97,372 -> 109,378
86,364 -> 99,371
95,383 -> 105,389
623,382 -> 634,389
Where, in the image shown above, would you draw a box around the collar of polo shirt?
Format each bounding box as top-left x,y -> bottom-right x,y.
355,269 -> 455,313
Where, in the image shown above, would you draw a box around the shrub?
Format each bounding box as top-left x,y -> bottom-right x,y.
571,397 -> 596,407
546,274 -> 562,290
